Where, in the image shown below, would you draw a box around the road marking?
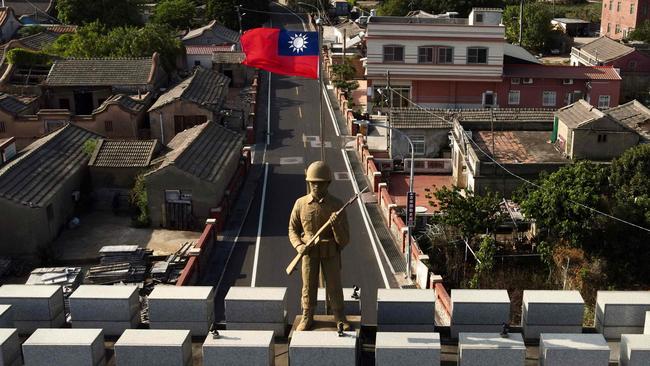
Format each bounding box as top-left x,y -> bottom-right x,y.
341,149 -> 390,288
296,86 -> 299,96
279,157 -> 304,165
310,141 -> 332,148
251,162 -> 269,287
298,105 -> 303,118
334,172 -> 351,181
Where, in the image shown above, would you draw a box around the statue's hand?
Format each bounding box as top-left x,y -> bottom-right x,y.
329,212 -> 338,223
296,244 -> 306,254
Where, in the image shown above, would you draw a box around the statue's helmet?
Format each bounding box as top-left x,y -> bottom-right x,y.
305,161 -> 332,182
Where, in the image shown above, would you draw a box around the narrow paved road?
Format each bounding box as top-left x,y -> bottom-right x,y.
207,3 -> 397,325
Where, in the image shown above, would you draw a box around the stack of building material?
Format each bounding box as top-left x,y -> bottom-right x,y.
595,291 -> 650,339
0,329 -> 21,366
147,285 -> 214,336
620,334 -> 650,366
84,263 -> 147,284
202,330 -> 274,366
27,267 -> 83,316
114,329 -> 192,366
375,332 -> 441,365
451,289 -> 510,338
0,305 -> 13,327
0,285 -> 65,334
316,287 -> 361,315
99,245 -> 151,266
225,287 -> 288,336
22,328 -> 106,366
522,290 -> 585,340
69,285 -> 141,336
539,333 -> 610,366
289,331 -> 358,365
376,289 -> 435,332
151,242 -> 193,284
150,262 -> 170,282
458,333 -> 526,366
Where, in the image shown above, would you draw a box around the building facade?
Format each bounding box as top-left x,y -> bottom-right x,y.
600,0 -> 650,40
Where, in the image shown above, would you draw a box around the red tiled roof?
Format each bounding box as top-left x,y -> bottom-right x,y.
503,64 -> 621,80
43,25 -> 78,34
185,44 -> 234,55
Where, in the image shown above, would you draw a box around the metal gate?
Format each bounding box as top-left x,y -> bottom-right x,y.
164,190 -> 194,230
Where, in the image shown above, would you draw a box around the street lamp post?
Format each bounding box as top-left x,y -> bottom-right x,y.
355,121 -> 414,280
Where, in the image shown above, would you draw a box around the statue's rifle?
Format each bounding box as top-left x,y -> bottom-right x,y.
285,187 -> 368,275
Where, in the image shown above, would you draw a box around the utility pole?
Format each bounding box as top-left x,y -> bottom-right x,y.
518,0 -> 524,46
236,4 -> 243,35
386,71 -> 392,158
342,28 -> 346,62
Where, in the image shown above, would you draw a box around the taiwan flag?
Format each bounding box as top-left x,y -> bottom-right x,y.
241,28 -> 319,79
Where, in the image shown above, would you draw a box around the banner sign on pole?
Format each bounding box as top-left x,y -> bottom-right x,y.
407,192 -> 416,228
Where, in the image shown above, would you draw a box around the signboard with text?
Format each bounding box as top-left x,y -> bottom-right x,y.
407,192 -> 416,228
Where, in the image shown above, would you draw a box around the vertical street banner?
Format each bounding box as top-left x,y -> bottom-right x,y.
407,192 -> 416,228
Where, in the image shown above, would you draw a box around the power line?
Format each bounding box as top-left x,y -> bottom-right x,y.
381,86 -> 650,234
239,7 -> 311,16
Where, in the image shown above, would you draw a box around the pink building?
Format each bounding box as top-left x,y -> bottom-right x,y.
600,0 -> 650,40
365,9 -> 622,110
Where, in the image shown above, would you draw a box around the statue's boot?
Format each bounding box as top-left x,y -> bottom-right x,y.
334,309 -> 351,331
296,309 -> 313,331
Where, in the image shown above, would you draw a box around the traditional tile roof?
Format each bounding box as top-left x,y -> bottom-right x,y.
46,56 -> 156,87
186,44 -> 234,55
0,124 -> 101,207
5,1 -> 53,17
504,43 -> 541,64
89,139 -> 158,168
182,20 -> 240,44
17,31 -> 59,50
147,121 -> 243,183
390,108 -> 555,129
606,100 -> 650,141
556,99 -> 612,129
474,131 -> 565,163
43,24 -> 77,34
0,92 -> 31,115
576,36 -> 634,63
93,94 -> 146,115
212,52 -> 245,64
149,66 -> 230,112
503,64 -> 621,80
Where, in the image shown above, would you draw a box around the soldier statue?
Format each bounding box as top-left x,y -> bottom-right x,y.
288,161 -> 350,331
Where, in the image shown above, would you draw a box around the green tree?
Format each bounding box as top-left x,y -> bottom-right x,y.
16,25 -> 46,38
331,60 -> 359,96
151,0 -> 196,30
515,161 -> 608,248
428,186 -> 502,241
503,1 -> 554,52
56,0 -> 142,27
206,0 -> 268,31
130,175 -> 150,227
609,144 -> 650,225
629,20 -> 650,42
469,236 -> 497,288
378,0 -> 509,17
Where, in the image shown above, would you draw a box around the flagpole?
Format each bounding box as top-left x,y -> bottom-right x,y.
317,18 -> 324,162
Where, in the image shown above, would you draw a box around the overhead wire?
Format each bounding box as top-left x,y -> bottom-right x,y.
381,86 -> 650,233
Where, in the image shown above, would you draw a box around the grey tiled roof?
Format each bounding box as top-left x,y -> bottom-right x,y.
148,121 -> 242,183
149,66 -> 230,112
390,108 -> 555,129
182,20 -> 240,44
18,31 -> 60,50
89,139 -> 158,168
212,52 -> 245,64
0,124 -> 101,207
94,94 -> 146,115
555,99 -> 607,128
5,1 -> 53,16
606,100 -> 650,141
0,92 -> 30,115
577,36 -> 633,63
46,57 -> 154,87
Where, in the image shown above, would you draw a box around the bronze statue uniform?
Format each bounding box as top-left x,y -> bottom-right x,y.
289,161 -> 350,331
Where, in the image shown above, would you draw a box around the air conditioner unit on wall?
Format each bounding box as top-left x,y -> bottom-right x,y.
563,79 -> 574,85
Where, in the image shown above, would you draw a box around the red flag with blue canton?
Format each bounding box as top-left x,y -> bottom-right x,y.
241,28 -> 319,79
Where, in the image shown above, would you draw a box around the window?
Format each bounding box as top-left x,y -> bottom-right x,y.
475,13 -> 483,22
372,86 -> 411,107
609,1 -> 612,10
597,134 -> 608,143
629,60 -> 637,70
607,23 -> 611,33
543,91 -> 557,106
467,47 -> 488,64
437,47 -> 453,64
194,60 -> 201,66
511,78 -> 520,85
598,95 -> 611,108
644,4 -> 648,16
418,46 -> 434,63
508,90 -> 520,105
523,77 -> 533,84
390,87 -> 411,107
59,98 -> 70,110
631,3 -> 636,14
617,1 -> 621,11
0,121 -> 5,133
383,45 -> 404,62
104,120 -> 113,132
563,79 -> 573,85
483,92 -> 496,106
615,24 -> 621,33
410,135 -> 425,155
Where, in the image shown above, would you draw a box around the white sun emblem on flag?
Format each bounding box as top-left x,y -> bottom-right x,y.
288,33 -> 309,53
